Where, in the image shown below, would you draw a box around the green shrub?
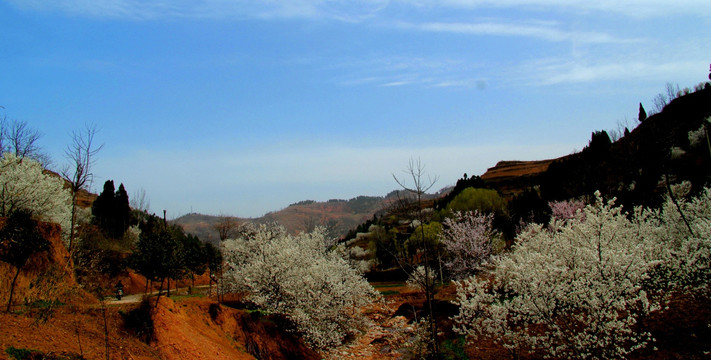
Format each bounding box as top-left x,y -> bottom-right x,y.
447,188 -> 507,216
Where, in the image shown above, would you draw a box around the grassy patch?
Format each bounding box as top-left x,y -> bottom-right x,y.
5,346 -> 86,360
29,299 -> 66,309
441,336 -> 470,360
171,293 -> 205,301
371,282 -> 405,289
378,290 -> 400,296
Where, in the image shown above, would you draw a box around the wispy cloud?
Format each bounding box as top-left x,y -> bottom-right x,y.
398,21 -> 637,44
519,58 -> 706,86
405,0 -> 711,18
7,0 -> 390,21
10,0 -> 709,20
334,56 -> 486,88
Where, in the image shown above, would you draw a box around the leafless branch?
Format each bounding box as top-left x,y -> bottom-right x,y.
62,124 -> 103,253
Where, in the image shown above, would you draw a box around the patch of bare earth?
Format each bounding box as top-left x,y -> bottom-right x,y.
322,284 -> 423,360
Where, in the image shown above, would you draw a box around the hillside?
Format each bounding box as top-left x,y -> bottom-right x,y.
174,192 -> 438,241
478,85 -> 711,206
480,159 -> 556,199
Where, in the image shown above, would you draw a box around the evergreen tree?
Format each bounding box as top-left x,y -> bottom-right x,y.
114,184 -> 131,238
203,241 -> 222,295
638,102 -> 647,122
92,180 -> 115,235
92,180 -> 131,238
130,216 -> 185,301
180,233 -> 206,287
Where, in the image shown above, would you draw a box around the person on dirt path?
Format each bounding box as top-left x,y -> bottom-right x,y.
115,280 -> 124,300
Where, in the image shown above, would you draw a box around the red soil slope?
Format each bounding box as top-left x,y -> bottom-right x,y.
0,219 -> 95,309
480,159 -> 556,198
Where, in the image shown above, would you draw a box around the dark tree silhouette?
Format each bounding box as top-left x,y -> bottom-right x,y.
638,102 -> 647,122
92,180 -> 131,239
0,210 -> 49,312
115,184 -> 131,237
203,242 -> 222,297
92,180 -> 116,235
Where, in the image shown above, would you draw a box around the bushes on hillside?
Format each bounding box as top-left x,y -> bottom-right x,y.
453,188 -> 711,359
447,188 -> 506,215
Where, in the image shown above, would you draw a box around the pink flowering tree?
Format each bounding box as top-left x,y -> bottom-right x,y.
440,211 -> 495,280
548,199 -> 586,222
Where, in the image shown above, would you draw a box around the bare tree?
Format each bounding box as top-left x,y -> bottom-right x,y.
130,188 -> 151,212
213,215 -> 238,241
393,158 -> 440,358
651,82 -> 681,115
62,124 -> 103,254
0,117 -> 51,166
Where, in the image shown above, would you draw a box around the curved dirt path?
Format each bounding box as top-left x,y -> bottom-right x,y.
107,285 -> 211,304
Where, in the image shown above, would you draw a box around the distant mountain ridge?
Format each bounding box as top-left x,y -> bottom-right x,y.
173,190 -> 449,242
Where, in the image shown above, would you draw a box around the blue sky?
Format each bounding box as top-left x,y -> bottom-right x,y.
1,0 -> 709,218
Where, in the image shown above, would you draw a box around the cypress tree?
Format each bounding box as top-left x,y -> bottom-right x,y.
638,102 -> 647,122
92,180 -> 131,238
114,184 -> 131,238
92,180 -> 116,236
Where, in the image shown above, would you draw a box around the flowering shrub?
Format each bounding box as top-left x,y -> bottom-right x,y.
221,224 -> 379,348
440,211 -> 495,280
0,153 -> 72,244
548,199 -> 586,221
406,265 -> 436,292
453,189 -> 711,359
651,186 -> 711,292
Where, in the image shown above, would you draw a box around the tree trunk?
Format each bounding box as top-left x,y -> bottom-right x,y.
101,304 -> 110,360
73,306 -> 84,356
154,278 -> 165,309
6,267 -> 21,312
68,193 -> 78,254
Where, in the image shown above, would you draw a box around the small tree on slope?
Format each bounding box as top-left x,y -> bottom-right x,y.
440,211 -> 495,280
0,210 -> 49,312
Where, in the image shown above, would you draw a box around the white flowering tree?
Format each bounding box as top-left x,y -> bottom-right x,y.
440,211 -> 495,280
454,192 -> 661,359
0,153 -> 72,244
454,188 -> 711,359
650,186 -> 711,293
221,223 -> 379,348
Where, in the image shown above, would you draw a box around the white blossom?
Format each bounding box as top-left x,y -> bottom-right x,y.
0,153 -> 72,244
222,224 -> 379,348
454,192 -> 678,359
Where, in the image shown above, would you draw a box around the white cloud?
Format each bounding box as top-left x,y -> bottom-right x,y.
399,21 -> 635,44
10,0 -> 709,20
407,0 -> 711,18
520,58 -> 706,86
7,0 -> 390,20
